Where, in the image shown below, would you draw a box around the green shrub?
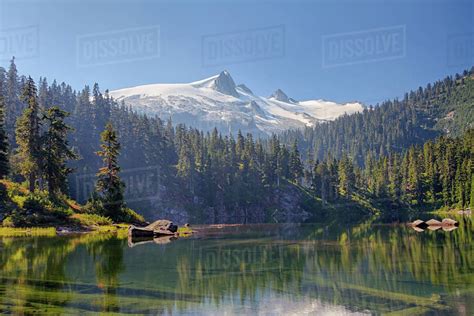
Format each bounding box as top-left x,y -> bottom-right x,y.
2,216 -> 14,227
10,195 -> 27,208
71,213 -> 113,226
7,193 -> 73,227
83,194 -> 144,224
120,207 -> 145,224
23,195 -> 47,214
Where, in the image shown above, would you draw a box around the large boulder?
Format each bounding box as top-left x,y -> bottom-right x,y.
145,219 -> 178,233
426,219 -> 442,226
441,218 -> 458,226
411,219 -> 425,227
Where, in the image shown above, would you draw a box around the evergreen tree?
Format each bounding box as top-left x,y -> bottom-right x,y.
405,147 -> 423,205
0,75 -> 9,178
176,145 -> 195,193
5,57 -> 21,141
387,154 -> 401,200
289,140 -> 303,184
15,76 -> 41,192
338,156 -> 355,198
42,106 -> 77,198
470,174 -> 474,210
95,122 -> 125,221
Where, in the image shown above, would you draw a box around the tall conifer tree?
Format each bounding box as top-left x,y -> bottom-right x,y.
42,106 -> 77,198
15,76 -> 41,192
0,86 -> 9,178
95,122 -> 125,220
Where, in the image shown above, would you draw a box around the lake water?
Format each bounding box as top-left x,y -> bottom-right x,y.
0,217 -> 472,315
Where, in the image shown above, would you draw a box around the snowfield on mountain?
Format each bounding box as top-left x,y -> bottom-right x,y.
109,71 -> 364,135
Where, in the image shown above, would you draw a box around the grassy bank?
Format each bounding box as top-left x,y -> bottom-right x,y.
0,227 -> 57,237
0,179 -> 144,232
0,224 -> 132,237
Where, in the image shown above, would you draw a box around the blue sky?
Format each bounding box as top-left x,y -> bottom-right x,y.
0,0 -> 472,105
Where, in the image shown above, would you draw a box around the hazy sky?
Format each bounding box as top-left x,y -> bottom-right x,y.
0,0 -> 472,105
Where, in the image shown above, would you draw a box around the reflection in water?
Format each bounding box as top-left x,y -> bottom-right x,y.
128,235 -> 177,248
0,217 -> 472,314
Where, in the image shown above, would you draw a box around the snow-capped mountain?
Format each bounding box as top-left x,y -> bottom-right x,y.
109,71 -> 364,136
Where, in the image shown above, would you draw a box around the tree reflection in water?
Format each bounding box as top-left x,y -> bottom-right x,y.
0,216 -> 472,314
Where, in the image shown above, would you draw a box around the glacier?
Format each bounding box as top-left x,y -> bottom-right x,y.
109,70 -> 364,136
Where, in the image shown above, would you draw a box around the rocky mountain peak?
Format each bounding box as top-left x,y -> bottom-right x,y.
270,89 -> 291,103
211,70 -> 239,97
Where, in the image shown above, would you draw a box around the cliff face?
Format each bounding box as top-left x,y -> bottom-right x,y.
135,184 -> 313,224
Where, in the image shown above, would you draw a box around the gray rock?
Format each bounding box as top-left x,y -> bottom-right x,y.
145,219 -> 178,233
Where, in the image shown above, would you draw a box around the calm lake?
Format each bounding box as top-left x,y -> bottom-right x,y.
0,217 -> 472,315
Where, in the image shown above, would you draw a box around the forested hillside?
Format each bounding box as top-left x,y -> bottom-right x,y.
310,130 -> 474,212
280,68 -> 474,165
0,59 -> 472,223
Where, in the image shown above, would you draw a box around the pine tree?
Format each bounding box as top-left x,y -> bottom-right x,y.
95,122 -> 125,221
5,57 -> 21,141
177,145 -> 195,193
42,107 -> 77,198
405,146 -> 423,205
338,156 -> 355,198
289,140 -> 303,184
0,75 -> 9,178
15,76 -> 41,192
469,174 -> 474,210
387,154 -> 401,200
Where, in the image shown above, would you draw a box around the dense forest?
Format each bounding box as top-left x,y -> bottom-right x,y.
280,67 -> 474,165
0,58 -> 473,224
310,130 -> 474,210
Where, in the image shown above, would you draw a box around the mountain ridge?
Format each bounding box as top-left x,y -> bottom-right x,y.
109,71 -> 364,136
